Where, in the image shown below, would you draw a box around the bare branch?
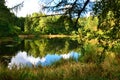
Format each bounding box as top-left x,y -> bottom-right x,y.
74,0 -> 90,30
42,0 -> 90,30
9,1 -> 24,13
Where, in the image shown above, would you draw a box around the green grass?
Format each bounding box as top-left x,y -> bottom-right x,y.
1,59 -> 120,80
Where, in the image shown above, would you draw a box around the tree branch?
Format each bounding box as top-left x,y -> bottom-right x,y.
9,1 -> 24,13
74,0 -> 90,30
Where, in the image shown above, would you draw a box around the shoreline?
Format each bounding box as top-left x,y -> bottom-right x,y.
0,34 -> 79,42
18,34 -> 79,38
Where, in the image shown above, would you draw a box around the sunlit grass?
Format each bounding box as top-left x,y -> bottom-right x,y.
1,58 -> 120,80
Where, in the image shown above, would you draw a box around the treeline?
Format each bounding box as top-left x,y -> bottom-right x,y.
24,13 -> 98,35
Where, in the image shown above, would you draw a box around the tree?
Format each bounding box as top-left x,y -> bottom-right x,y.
88,0 -> 120,63
94,0 -> 120,39
10,0 -> 94,32
43,0 -> 91,30
0,0 -> 16,36
24,12 -> 74,34
93,0 -> 120,49
14,17 -> 25,32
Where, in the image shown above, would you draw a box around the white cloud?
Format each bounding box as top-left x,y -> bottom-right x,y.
90,0 -> 96,2
90,0 -> 100,2
5,0 -> 23,7
8,51 -> 80,69
6,0 -> 44,17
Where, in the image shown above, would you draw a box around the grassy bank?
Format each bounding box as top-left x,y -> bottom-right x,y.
0,59 -> 120,80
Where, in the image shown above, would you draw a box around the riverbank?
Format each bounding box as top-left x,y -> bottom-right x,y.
0,60 -> 120,80
0,34 -> 79,43
18,34 -> 79,39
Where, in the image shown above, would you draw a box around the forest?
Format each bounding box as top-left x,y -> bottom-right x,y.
0,0 -> 98,36
0,0 -> 120,80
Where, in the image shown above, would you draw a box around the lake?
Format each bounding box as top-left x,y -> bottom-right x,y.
0,37 -> 81,68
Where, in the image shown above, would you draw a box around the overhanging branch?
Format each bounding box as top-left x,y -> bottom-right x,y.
9,1 -> 24,13
74,0 -> 90,30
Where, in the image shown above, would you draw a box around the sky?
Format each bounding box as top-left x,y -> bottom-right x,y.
5,0 -> 96,17
6,0 -> 44,17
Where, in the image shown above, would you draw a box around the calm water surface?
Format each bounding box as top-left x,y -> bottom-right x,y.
0,38 -> 81,68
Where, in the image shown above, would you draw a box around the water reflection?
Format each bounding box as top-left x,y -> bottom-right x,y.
0,40 -> 24,56
8,51 -> 80,69
0,38 -> 81,57
0,38 -> 82,68
25,38 -> 81,57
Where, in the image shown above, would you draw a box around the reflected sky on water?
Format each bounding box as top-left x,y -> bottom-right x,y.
8,51 -> 80,69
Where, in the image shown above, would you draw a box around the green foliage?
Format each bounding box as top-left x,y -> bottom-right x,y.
24,12 -> 100,37
94,0 -> 120,39
112,42 -> 120,54
24,13 -> 76,35
13,17 -> 25,32
0,0 -> 20,37
80,43 -> 99,63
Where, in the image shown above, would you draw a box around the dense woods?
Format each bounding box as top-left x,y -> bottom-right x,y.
0,0 -> 24,37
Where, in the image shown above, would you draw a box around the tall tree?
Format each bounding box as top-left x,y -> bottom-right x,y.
0,0 -> 14,36
90,0 -> 120,62
0,0 -> 22,37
